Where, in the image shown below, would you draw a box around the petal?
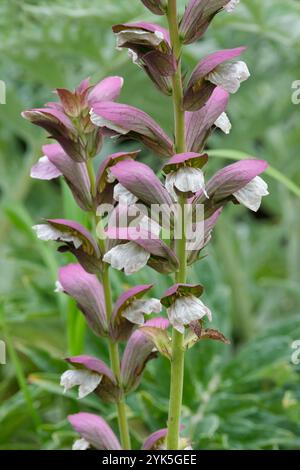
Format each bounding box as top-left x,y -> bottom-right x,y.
30,156 -> 62,180
179,0 -> 231,44
142,428 -> 168,450
167,295 -> 212,333
90,102 -> 174,157
120,318 -> 168,393
60,369 -> 102,399
88,76 -> 124,105
173,167 -> 206,194
140,0 -> 166,15
203,159 -> 269,202
109,284 -> 153,341
72,438 -> 90,450
224,0 -> 240,12
183,47 -> 246,110
33,224 -> 82,248
233,176 -> 269,211
109,160 -> 173,207
103,241 -> 150,275
214,112 -> 232,134
113,183 -> 138,205
68,412 -> 122,450
161,283 -> 204,308
122,298 -> 162,326
66,355 -> 120,403
58,263 -> 107,337
185,87 -> 230,153
207,61 -> 250,94
43,143 -> 92,211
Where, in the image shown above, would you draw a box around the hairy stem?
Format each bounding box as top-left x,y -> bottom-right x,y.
88,162 -> 131,450
166,0 -> 187,450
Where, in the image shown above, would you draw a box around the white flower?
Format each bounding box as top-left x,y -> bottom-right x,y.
165,167 -> 207,201
103,241 -> 150,275
54,280 -> 64,293
60,370 -> 102,399
116,29 -> 164,49
32,224 -> 82,249
224,0 -> 240,13
122,298 -> 162,325
106,168 -> 116,183
214,112 -> 232,134
113,183 -> 138,205
233,176 -> 269,212
138,215 -> 161,238
72,438 -> 90,451
206,61 -> 250,94
167,295 -> 212,334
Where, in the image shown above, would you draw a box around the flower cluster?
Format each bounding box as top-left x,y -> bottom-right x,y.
23,0 -> 269,450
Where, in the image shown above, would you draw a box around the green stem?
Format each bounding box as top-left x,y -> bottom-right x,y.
166,0 -> 187,450
88,163 -> 131,450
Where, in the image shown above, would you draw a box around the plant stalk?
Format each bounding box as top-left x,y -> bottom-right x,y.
166,0 -> 187,450
87,161 -> 131,450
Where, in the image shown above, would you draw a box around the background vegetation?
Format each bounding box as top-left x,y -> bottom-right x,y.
0,0 -> 300,450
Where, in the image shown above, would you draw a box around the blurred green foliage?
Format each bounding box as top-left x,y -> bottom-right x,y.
0,0 -> 300,450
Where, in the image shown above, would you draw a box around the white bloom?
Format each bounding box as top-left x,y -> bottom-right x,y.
116,29 -> 164,49
72,438 -> 90,451
224,0 -> 240,13
206,61 -> 250,94
54,280 -> 64,293
32,224 -> 82,249
233,176 -> 269,212
122,298 -> 162,325
106,168 -> 116,183
167,295 -> 212,334
165,167 -> 207,201
60,370 -> 102,399
103,241 -> 150,275
214,112 -> 232,134
113,183 -> 138,205
138,215 -> 161,238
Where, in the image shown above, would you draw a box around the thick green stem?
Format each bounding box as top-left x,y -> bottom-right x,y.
166,0 -> 187,450
87,163 -> 131,450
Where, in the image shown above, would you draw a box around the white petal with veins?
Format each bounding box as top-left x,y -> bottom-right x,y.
103,241 -> 150,275
167,295 -> 212,334
60,369 -> 102,399
214,112 -> 232,134
122,298 -> 162,325
206,61 -> 250,94
116,29 -> 164,49
72,438 -> 90,451
233,176 -> 269,212
165,167 -> 208,200
224,0 -> 240,12
113,183 -> 138,205
33,224 -> 82,249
